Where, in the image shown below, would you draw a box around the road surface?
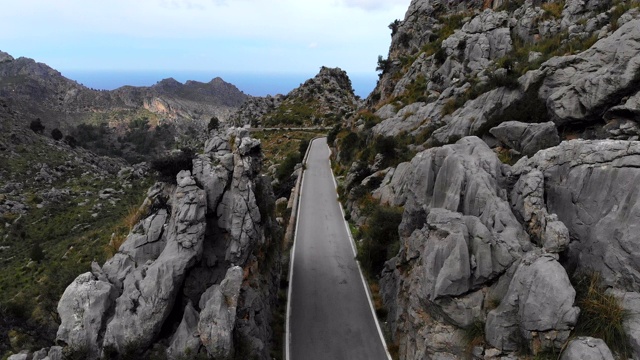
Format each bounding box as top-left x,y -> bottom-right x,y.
287,137 -> 389,360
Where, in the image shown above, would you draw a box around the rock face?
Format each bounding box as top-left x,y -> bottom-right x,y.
539,19 -> 640,126
489,121 -> 560,156
56,273 -> 117,358
513,140 -> 640,291
53,129 -> 282,359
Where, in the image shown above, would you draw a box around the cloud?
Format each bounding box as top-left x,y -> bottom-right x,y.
308,42 -> 318,49
340,0 -> 409,11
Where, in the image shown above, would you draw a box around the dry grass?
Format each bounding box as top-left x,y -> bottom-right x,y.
573,272 -> 631,357
541,1 -> 564,19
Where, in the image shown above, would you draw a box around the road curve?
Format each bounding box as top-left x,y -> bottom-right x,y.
287,137 -> 389,360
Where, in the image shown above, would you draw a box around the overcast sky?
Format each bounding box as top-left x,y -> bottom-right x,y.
1,0 -> 410,80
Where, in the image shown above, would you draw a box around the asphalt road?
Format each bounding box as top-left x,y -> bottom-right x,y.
287,137 -> 389,360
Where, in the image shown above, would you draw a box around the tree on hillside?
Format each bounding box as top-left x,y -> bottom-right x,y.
208,116 -> 220,132
29,118 -> 45,134
51,128 -> 63,141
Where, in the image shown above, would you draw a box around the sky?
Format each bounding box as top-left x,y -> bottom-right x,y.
0,0 -> 411,96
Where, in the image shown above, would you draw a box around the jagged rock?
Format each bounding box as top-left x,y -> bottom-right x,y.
376,136 -> 529,256
198,266 -> 243,358
102,170 -> 207,353
56,272 -> 118,358
430,87 -> 522,145
118,209 -> 168,264
167,301 -> 201,359
217,146 -> 263,264
513,139 -> 640,291
539,19 -> 640,126
435,289 -> 485,328
192,154 -> 232,212
489,121 -> 560,156
510,169 -> 570,253
560,337 -> 614,360
486,253 -> 580,353
203,135 -> 231,156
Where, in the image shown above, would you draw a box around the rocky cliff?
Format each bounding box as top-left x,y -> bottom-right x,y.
12,129 -> 283,359
230,66 -> 360,127
332,0 -> 640,359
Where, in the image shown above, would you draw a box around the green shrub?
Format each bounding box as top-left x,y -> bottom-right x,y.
29,118 -> 45,134
208,116 -> 220,132
357,205 -> 403,277
51,128 -> 63,141
150,148 -> 196,184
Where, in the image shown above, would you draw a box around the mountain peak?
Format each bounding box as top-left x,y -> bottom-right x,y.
0,50 -> 14,63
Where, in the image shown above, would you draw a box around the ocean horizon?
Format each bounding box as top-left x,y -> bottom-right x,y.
61,70 -> 379,99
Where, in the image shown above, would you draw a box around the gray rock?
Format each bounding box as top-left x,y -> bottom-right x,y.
430,87 -> 522,145
203,135 -> 231,156
46,347 -> 63,360
486,253 -> 580,352
56,272 -> 118,358
217,151 -> 263,264
118,209 -> 168,264
198,266 -> 243,358
513,139 -> 640,291
510,170 -> 570,253
102,171 -> 207,353
192,154 -> 232,212
167,301 -> 201,359
560,337 -> 614,360
540,19 -> 640,126
377,136 -> 529,256
489,121 -> 560,156
8,352 -> 29,360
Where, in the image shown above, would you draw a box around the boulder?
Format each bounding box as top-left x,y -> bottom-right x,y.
430,87 -> 523,145
486,253 -> 580,352
489,121 -> 560,156
56,272 -> 118,358
560,337 -> 614,360
198,266 -> 243,358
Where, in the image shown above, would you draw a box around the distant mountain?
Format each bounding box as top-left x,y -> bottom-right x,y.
0,50 -> 248,132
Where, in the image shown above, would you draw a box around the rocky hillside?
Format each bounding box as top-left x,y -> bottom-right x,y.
0,98 -> 154,357
0,50 -> 248,133
230,66 -> 360,127
331,0 -> 640,359
6,128 -> 284,360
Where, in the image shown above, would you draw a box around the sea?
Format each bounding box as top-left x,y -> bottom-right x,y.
61,70 -> 379,99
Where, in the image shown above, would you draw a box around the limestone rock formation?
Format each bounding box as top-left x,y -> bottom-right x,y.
485,253 -> 580,352
489,121 -> 560,156
513,140 -> 640,291
51,129 -> 282,359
